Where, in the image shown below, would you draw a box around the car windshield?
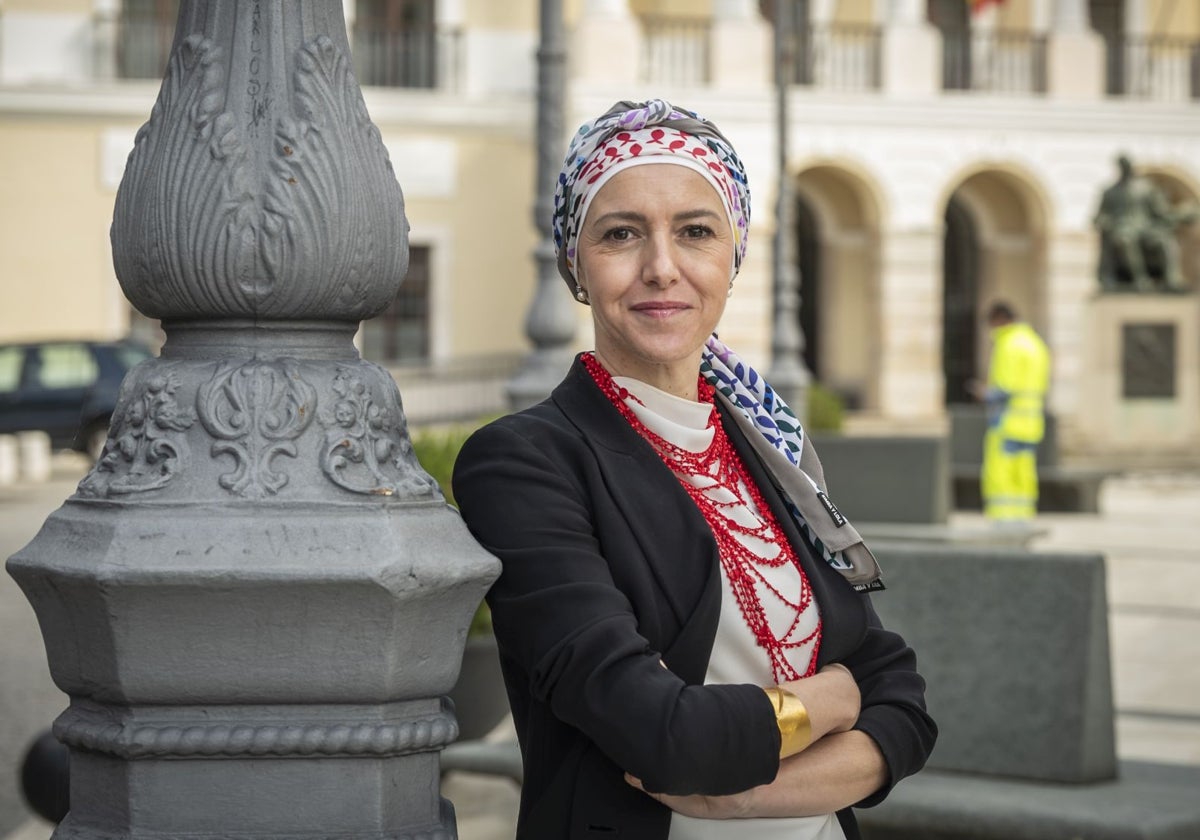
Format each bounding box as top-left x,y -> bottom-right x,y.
113,343 -> 153,370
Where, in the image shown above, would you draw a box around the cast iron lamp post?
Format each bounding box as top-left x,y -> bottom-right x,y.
767,0 -> 811,417
7,2 -> 498,837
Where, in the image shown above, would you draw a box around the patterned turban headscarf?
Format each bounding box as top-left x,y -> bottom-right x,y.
552,99 -> 751,292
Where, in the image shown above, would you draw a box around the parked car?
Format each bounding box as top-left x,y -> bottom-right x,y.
0,339 -> 154,458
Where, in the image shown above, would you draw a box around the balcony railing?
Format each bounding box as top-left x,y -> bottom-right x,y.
640,15 -> 710,86
90,13 -> 460,91
1108,35 -> 1200,100
92,11 -> 174,81
351,25 -> 462,91
794,24 -> 882,91
943,30 -> 1047,94
387,353 -> 522,427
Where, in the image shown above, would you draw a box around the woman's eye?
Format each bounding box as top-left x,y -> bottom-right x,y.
603,227 -> 633,242
683,225 -> 713,238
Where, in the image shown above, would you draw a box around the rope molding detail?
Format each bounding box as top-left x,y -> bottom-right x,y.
53,710 -> 459,760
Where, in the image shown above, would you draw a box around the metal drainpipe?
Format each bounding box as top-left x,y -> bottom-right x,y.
7,2 -> 499,837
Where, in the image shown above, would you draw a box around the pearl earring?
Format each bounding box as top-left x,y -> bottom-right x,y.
575,285 -> 589,304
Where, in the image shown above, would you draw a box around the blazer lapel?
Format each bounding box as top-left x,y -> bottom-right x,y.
550,359 -> 719,643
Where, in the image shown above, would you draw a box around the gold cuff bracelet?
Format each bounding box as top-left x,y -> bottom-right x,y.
764,686 -> 812,758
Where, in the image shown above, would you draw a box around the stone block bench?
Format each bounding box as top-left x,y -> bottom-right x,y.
857,543 -> 1200,839
948,406 -> 1114,514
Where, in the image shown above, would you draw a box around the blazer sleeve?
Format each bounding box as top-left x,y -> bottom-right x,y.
452,419 -> 781,796
842,595 -> 938,808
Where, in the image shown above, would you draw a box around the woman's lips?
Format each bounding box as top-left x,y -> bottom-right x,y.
630,301 -> 690,317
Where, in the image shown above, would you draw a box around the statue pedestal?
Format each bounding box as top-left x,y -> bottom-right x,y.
1077,294 -> 1200,455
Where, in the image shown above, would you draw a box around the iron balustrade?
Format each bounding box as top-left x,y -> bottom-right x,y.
96,10 -> 175,81
352,24 -> 462,90
386,354 -> 523,427
640,15 -> 710,86
1108,35 -> 1200,100
91,12 -> 462,91
793,23 -> 882,91
942,29 -> 1047,94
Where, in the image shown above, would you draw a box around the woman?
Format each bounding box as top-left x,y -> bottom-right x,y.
452,100 -> 936,840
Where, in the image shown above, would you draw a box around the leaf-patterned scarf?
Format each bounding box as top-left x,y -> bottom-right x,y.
702,334 -> 882,588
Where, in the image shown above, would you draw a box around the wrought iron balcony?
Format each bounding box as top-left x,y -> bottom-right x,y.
640,15 -> 711,86
794,23 -> 882,91
92,12 -> 461,90
1107,34 -> 1200,100
351,24 -> 462,91
942,29 -> 1047,94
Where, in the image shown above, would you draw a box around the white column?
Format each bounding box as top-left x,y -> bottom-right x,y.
436,0 -> 464,26
877,229 -> 944,422
972,4 -> 998,91
710,0 -> 770,89
881,0 -> 940,97
570,0 -> 639,84
810,0 -> 835,86
1053,0 -> 1089,33
1046,0 -> 1104,99
712,0 -> 758,19
91,0 -> 120,81
888,0 -> 924,26
1043,231 -> 1096,440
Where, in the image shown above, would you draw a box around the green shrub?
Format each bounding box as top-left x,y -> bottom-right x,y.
410,425 -> 475,507
806,382 -> 845,433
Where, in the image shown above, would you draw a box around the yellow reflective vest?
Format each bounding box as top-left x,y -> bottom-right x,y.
987,322 -> 1050,444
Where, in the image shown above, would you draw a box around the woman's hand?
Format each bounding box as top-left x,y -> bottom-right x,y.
625,774 -> 755,820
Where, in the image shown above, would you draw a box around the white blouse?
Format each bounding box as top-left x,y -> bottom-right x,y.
614,377 -> 845,840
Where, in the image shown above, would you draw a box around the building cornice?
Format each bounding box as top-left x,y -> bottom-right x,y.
0,85 -> 533,135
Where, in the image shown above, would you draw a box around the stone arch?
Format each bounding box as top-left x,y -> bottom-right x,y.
938,163 -> 1051,404
793,160 -> 885,411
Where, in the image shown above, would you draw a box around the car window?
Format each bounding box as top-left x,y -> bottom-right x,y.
0,347 -> 22,394
32,344 -> 99,389
114,344 -> 152,370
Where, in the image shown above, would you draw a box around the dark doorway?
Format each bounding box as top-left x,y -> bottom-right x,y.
796,194 -> 821,380
928,0 -> 971,89
943,194 -> 980,404
1089,0 -> 1126,94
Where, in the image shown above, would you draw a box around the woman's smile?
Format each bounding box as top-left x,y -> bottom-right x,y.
575,163 -> 734,400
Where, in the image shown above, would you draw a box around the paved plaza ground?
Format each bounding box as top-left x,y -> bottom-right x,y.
2,456 -> 1198,840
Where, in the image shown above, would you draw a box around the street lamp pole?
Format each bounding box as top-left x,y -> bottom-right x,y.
767,0 -> 810,416
507,0 -> 576,411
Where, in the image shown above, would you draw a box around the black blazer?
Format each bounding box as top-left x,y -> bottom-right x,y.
452,357 -> 936,840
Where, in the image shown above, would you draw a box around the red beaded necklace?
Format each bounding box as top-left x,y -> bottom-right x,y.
582,353 -> 821,682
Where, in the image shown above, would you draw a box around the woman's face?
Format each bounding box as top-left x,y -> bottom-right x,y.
576,163 -> 734,395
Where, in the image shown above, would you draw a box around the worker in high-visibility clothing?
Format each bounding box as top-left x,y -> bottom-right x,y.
982,302 -> 1051,520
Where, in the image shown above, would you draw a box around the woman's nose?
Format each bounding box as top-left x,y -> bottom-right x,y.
641,234 -> 680,287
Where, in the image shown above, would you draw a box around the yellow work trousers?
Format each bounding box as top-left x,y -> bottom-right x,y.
982,428 -> 1038,520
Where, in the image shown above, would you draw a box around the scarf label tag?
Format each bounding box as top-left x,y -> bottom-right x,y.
816,491 -> 846,528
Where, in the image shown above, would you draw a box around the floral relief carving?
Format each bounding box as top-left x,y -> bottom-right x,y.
319,366 -> 439,500
197,360 -> 316,498
78,369 -> 196,498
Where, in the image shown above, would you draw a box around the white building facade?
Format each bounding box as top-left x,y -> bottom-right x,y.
1,0 -> 1197,457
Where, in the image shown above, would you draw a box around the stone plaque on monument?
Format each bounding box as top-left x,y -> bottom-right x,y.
1122,323 -> 1176,399
1078,295 -> 1200,455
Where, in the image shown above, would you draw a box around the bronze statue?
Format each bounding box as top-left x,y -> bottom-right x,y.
1093,154 -> 1197,292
